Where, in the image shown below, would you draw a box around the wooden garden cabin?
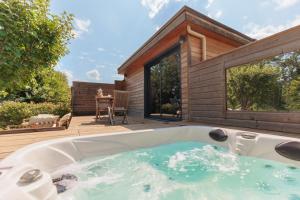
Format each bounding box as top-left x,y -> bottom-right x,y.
116,6 -> 300,133
118,6 -> 254,120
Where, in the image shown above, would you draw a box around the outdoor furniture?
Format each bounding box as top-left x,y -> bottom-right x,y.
108,90 -> 129,125
95,96 -> 113,120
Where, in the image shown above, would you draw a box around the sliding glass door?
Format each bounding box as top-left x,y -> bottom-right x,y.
145,47 -> 181,120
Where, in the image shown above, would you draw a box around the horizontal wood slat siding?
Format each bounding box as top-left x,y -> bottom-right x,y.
187,33 -> 238,120
189,25 -> 300,134
126,67 -> 144,117
206,37 -> 236,59
72,82 -> 115,115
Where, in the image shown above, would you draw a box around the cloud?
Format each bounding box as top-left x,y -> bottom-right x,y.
244,15 -> 300,39
110,52 -> 118,57
61,69 -> 74,85
98,47 -> 105,52
141,0 -> 170,18
206,0 -> 214,8
112,74 -> 124,80
273,0 -> 299,9
208,10 -> 223,19
205,0 -> 222,20
78,53 -> 96,63
140,0 -> 201,18
88,58 -> 95,63
86,69 -> 100,81
75,18 -> 91,32
73,18 -> 91,38
96,64 -> 106,69
215,10 -> 223,18
55,63 -> 74,85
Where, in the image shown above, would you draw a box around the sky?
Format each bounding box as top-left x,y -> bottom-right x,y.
50,0 -> 300,85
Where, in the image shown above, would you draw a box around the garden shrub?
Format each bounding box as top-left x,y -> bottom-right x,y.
161,103 -> 177,114
0,101 -> 71,129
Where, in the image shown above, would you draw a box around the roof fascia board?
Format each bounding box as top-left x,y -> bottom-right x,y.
118,9 -> 187,74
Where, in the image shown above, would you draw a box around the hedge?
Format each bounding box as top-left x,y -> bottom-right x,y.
0,101 -> 71,128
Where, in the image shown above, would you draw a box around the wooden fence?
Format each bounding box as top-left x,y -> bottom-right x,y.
71,81 -> 115,115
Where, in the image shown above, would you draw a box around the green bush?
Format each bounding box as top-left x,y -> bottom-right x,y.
161,103 -> 177,114
0,101 -> 71,128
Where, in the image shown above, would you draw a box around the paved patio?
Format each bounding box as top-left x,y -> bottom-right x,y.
0,116 -> 299,160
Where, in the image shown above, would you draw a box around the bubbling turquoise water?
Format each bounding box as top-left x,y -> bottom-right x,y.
55,142 -> 300,200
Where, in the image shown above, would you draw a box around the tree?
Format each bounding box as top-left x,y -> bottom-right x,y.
0,0 -> 73,91
272,50 -> 300,82
4,68 -> 70,104
273,51 -> 300,111
227,64 -> 281,111
284,76 -> 300,111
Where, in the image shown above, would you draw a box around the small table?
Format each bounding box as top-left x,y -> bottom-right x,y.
95,96 -> 113,120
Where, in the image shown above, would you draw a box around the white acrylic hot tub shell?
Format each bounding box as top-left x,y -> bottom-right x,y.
0,126 -> 300,200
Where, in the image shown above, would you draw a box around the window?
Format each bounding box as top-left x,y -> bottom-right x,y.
226,51 -> 300,112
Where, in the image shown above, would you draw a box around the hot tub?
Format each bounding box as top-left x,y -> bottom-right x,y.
0,126 -> 300,200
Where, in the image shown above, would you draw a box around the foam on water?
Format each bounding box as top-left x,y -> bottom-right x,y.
53,142 -> 300,200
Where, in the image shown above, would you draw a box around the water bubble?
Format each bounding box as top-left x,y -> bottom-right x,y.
256,181 -> 273,192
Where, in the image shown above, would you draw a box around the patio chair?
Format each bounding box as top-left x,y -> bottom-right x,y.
108,90 -> 129,125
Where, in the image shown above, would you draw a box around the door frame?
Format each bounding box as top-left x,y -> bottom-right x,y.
144,44 -> 182,120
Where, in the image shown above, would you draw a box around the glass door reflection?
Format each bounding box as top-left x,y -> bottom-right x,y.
147,48 -> 181,120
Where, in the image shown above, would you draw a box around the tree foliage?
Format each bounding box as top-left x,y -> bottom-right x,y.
227,64 -> 280,111
284,76 -> 300,110
0,0 -> 73,103
0,101 -> 71,128
3,68 -> 70,103
227,51 -> 300,112
150,51 -> 181,115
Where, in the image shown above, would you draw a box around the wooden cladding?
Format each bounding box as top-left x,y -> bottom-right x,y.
125,67 -> 144,117
72,82 -> 115,115
189,25 -> 300,133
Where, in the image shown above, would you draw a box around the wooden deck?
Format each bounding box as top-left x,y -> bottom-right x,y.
0,116 -> 186,159
0,116 -> 299,160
